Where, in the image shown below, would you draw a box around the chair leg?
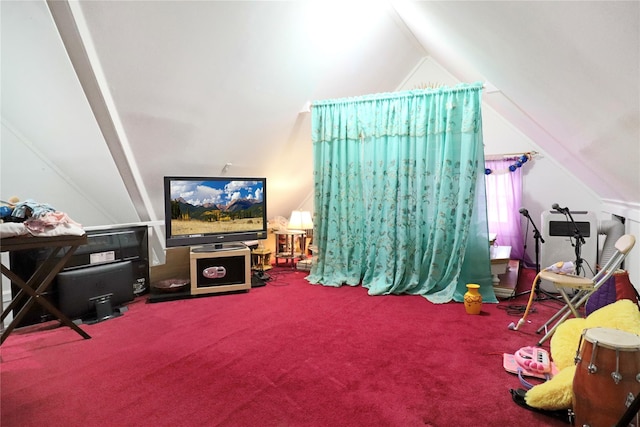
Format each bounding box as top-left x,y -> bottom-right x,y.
535,289 -> 592,345
535,290 -> 585,334
559,288 -> 581,318
537,309 -> 576,346
536,303 -> 571,334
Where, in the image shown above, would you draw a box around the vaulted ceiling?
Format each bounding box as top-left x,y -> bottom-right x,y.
2,1 -> 638,228
402,1 -> 639,202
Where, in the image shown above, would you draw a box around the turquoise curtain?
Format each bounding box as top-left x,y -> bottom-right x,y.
306,82 -> 496,303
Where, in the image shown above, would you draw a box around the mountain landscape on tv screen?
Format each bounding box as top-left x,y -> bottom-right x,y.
171,198 -> 263,222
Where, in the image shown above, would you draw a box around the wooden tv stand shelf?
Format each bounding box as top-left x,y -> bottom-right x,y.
148,245 -> 251,303
190,246 -> 251,295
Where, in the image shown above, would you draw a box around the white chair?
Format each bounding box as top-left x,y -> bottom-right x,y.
535,234 -> 636,345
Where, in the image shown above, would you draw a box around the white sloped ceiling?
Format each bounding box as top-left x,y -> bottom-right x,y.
61,0 -> 426,222
1,0 -> 638,230
397,1 -> 639,203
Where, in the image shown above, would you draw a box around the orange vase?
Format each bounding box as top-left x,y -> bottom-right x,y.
464,284 -> 482,315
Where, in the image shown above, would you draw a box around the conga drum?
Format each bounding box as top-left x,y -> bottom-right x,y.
573,327 -> 640,427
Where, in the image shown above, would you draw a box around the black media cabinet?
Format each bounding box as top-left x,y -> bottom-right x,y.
8,224 -> 149,327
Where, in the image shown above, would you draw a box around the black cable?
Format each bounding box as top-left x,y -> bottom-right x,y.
497,304 -> 537,317
263,268 -> 307,286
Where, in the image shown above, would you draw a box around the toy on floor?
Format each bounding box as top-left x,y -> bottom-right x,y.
503,346 -> 557,390
514,346 -> 551,374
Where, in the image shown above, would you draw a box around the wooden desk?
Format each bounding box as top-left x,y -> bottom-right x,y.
1,234 -> 91,345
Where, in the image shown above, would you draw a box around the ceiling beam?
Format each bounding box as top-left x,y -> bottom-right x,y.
45,0 -> 166,263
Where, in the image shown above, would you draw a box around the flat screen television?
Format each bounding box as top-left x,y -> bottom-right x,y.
57,260 -> 134,323
164,176 -> 267,251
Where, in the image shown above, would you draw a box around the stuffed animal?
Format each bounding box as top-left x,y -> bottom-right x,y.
525,299 -> 640,410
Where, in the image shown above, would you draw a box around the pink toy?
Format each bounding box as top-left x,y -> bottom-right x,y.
514,346 -> 551,374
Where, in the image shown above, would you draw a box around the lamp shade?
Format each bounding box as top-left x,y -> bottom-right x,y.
300,211 -> 313,230
288,210 -> 313,230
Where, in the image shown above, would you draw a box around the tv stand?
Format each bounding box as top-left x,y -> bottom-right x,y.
190,246 -> 251,295
191,242 -> 248,253
83,293 -> 125,325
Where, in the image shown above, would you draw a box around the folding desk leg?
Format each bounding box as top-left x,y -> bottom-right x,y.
1,271 -> 91,344
1,285 -> 91,344
0,247 -> 91,345
0,247 -> 64,322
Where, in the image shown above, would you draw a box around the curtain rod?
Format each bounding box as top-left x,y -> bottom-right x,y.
484,151 -> 539,160
310,83 -> 485,110
305,82 -> 493,113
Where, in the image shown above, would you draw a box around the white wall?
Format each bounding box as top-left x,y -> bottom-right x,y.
1,1 -> 140,228
1,122 -> 125,225
626,219 -> 639,287
602,202 -> 640,288
399,57 -> 639,290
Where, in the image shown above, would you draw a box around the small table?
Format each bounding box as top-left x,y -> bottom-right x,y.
274,229 -> 306,266
251,247 -> 273,272
490,245 -> 512,286
0,234 -> 91,345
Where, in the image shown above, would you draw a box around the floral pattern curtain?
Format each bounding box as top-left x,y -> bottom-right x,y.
307,83 -> 496,303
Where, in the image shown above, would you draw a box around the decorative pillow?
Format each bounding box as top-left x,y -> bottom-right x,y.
585,275 -> 616,315
586,271 -> 638,316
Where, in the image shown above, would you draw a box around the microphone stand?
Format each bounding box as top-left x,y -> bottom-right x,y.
523,210 -> 544,275
564,209 -> 586,276
514,210 -> 548,300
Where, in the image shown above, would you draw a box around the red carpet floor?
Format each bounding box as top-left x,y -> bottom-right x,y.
1,266 -> 568,426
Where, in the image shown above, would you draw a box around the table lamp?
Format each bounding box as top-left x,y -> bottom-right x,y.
288,210 -> 313,257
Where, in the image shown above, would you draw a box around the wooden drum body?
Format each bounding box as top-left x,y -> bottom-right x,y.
573,327 -> 640,427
